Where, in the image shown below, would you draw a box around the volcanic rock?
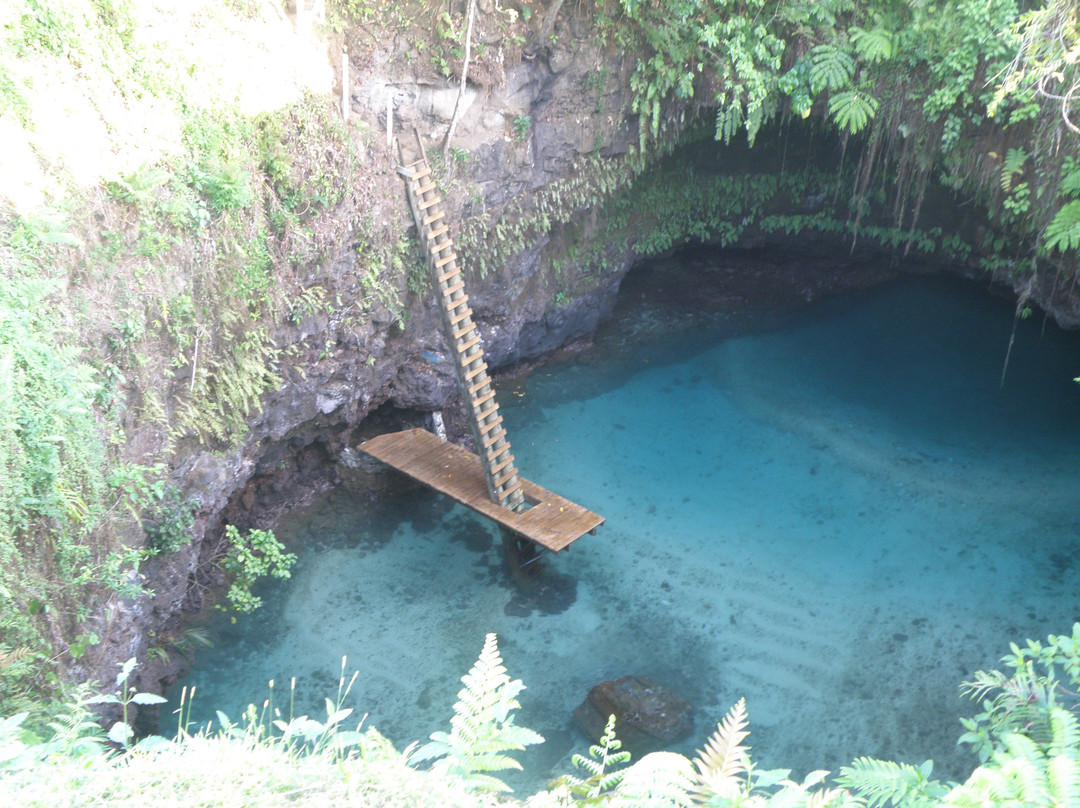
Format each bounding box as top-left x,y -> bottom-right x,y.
573,675 -> 693,756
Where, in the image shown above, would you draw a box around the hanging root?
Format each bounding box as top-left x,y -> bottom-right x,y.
1000,277 -> 1034,388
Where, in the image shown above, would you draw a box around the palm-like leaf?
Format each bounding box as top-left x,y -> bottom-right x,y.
1047,753 -> 1080,808
693,697 -> 751,800
838,757 -> 947,808
1043,200 -> 1080,253
828,91 -> 879,134
1000,147 -> 1029,191
809,45 -> 855,93
850,27 -> 894,63
413,633 -> 543,793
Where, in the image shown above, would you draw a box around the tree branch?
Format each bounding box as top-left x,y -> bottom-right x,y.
442,0 -> 477,159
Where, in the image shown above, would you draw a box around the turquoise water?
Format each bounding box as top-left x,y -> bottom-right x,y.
168,268 -> 1080,792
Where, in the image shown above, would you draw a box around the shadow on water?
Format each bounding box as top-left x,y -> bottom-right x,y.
169,259 -> 1080,793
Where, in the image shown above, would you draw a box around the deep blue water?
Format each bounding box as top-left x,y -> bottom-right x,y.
168,268 -> 1080,794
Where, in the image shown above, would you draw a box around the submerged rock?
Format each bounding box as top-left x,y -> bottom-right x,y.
573,675 -> 693,756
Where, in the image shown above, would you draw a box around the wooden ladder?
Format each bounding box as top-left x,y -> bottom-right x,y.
398,138 -> 525,513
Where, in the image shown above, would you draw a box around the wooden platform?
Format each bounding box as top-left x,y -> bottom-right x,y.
359,429 -> 604,553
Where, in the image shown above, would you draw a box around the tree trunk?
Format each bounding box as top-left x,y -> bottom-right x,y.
537,0 -> 565,46
442,0 -> 477,159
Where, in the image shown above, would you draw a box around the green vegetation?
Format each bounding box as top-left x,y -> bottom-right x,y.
413,633 -> 544,792
1,0 -> 1079,802
458,0 -> 1079,303
5,629 -> 1080,806
513,114 -> 533,142
0,0 -> 401,710
218,526 -> 296,615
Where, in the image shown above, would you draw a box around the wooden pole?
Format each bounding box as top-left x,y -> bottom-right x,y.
442,0 -> 477,158
386,90 -> 393,149
341,47 -> 349,122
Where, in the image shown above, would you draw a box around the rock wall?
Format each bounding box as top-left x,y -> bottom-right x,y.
120,6 -> 643,698
114,3 -> 1080,702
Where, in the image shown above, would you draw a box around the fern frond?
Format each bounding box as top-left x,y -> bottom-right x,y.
810,45 -> 855,92
713,90 -> 745,145
694,697 -> 750,800
616,751 -> 695,807
412,633 -> 543,793
1050,707 -> 1080,757
1000,147 -> 1029,191
850,27 -> 894,63
1047,754 -> 1080,808
555,713 -> 631,802
1061,162 -> 1080,198
828,91 -> 879,135
0,646 -> 31,671
838,757 -> 946,808
999,733 -> 1049,805
1043,200 -> 1080,254
465,752 -> 525,772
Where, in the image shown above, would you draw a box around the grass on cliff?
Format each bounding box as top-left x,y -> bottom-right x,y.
0,0 -> 410,714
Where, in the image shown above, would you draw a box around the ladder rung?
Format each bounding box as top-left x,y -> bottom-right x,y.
443,281 -> 465,297
457,335 -> 481,354
489,453 -> 515,475
446,294 -> 469,312
472,389 -> 495,409
498,480 -> 523,503
464,362 -> 488,380
479,415 -> 503,433
476,403 -> 499,422
416,181 -> 437,195
438,267 -> 461,284
422,210 -> 445,226
410,165 -> 432,180
427,225 -> 450,240
482,428 -> 507,448
435,252 -> 458,268
449,306 -> 473,325
493,468 -> 518,488
468,378 -> 489,395
452,322 -> 474,340
418,196 -> 442,211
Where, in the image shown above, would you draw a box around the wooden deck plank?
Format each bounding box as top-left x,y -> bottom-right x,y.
359,429 -> 603,553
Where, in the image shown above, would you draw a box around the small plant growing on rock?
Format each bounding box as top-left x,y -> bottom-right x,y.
218,526 -> 296,614
512,114 -> 532,141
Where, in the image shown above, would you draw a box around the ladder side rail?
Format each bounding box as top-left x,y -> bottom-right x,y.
398,145 -> 523,511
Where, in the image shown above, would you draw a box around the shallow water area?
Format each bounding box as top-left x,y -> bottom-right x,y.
169,265 -> 1080,794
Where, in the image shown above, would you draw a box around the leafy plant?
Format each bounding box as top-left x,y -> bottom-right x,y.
809,45 -> 855,93
143,487 -> 196,556
1043,200 -> 1080,253
850,27 -> 894,64
550,713 -> 631,803
828,90 -> 880,135
218,526 -> 296,614
86,657 -> 167,748
107,164 -> 171,208
412,633 -> 544,793
513,114 -> 532,141
838,758 -> 948,808
959,624 -> 1080,762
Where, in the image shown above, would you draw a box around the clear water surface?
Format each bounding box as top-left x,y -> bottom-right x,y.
168,266 -> 1080,792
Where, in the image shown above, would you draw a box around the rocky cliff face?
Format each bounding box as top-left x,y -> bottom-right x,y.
119,6 -> 645,698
